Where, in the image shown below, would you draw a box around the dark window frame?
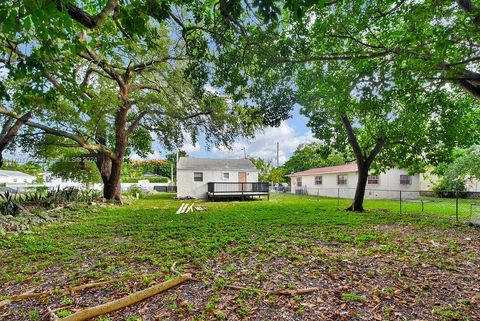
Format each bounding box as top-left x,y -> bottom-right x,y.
400,175 -> 411,185
337,175 -> 348,185
194,172 -> 203,182
367,175 -> 380,185
296,177 -> 302,187
314,176 -> 323,185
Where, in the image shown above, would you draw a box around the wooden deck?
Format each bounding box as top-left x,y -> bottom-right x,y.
207,182 -> 269,200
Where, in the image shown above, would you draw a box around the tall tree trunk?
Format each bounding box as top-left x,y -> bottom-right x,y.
349,161 -> 370,212
103,158 -> 122,201
102,105 -> 128,202
342,116 -> 386,212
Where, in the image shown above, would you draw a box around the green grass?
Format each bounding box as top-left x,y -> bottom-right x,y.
0,193 -> 468,284
306,193 -> 479,221
1,193 -> 478,320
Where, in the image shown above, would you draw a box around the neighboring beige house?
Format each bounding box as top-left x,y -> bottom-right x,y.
177,157 -> 260,199
288,164 -> 421,199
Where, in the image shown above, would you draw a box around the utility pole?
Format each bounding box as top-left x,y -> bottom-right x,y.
174,150 -> 179,186
276,142 -> 279,167
170,162 -> 174,186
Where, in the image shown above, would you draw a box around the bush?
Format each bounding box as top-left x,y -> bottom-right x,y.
125,185 -> 145,199
0,188 -> 101,215
35,186 -> 48,193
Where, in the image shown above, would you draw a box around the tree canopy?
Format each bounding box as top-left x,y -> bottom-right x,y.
0,1 -> 295,200
282,142 -> 346,174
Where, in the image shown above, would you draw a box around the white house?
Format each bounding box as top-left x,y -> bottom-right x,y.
0,170 -> 36,185
177,157 -> 259,199
288,163 -> 421,199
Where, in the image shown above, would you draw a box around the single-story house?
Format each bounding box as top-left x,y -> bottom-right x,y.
0,170 -> 36,185
288,164 -> 420,199
177,157 -> 268,199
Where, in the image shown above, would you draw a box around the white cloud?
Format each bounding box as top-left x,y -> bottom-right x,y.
206,122 -> 318,165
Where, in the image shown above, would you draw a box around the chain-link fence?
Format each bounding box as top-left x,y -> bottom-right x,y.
294,187 -> 480,223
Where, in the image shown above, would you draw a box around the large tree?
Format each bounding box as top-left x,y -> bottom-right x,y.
298,61 -> 477,210
0,1 -> 297,200
0,15 -> 265,201
177,0 -> 480,211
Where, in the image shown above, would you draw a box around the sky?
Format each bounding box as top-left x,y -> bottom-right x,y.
138,104 -> 318,165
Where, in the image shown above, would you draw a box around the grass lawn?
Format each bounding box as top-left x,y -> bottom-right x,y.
0,194 -> 479,320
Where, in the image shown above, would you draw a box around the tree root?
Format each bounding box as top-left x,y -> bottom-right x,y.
60,273 -> 192,321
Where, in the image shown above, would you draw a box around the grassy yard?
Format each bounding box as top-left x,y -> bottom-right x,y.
0,194 -> 479,320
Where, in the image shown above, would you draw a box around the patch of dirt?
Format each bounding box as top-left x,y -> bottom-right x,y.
1,224 -> 480,320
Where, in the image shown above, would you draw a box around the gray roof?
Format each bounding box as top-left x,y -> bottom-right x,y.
0,170 -> 36,178
177,157 -> 257,171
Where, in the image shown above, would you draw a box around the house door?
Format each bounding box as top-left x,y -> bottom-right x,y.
238,172 -> 246,191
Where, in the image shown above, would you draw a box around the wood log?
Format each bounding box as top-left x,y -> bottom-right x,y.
0,274 -> 157,309
61,273 -> 192,321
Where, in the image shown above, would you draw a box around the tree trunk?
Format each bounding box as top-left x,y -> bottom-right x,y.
103,158 -> 123,201
341,116 -> 386,212
348,162 -> 370,212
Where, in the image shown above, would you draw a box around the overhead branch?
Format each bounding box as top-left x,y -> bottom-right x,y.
281,50 -> 390,63
341,116 -> 365,163
365,138 -> 387,166
457,0 -> 480,25
78,49 -> 123,86
458,79 -> 480,99
126,111 -> 149,136
130,56 -> 190,72
0,107 -> 116,160
57,0 -> 118,29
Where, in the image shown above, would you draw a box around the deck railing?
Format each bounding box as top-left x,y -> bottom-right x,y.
207,182 -> 269,194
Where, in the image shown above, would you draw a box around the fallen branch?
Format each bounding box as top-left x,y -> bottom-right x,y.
268,287 -> 319,296
0,274 -> 157,309
224,284 -> 319,296
0,289 -> 37,309
61,273 -> 192,321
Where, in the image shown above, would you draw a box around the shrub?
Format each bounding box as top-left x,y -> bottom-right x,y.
126,185 -> 145,198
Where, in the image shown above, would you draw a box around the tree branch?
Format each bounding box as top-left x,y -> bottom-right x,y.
341,116 -> 364,163
365,138 -> 386,166
126,111 -> 149,136
281,50 -> 390,63
130,57 -> 190,72
0,107 -> 116,160
57,0 -> 118,29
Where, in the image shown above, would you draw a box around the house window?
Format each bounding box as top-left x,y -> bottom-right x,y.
367,175 -> 379,185
400,175 -> 411,185
296,177 -> 302,187
23,179 -> 28,183
315,176 -> 322,185
222,172 -> 229,180
337,175 -> 347,185
13,178 -> 17,183
194,172 -> 203,182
